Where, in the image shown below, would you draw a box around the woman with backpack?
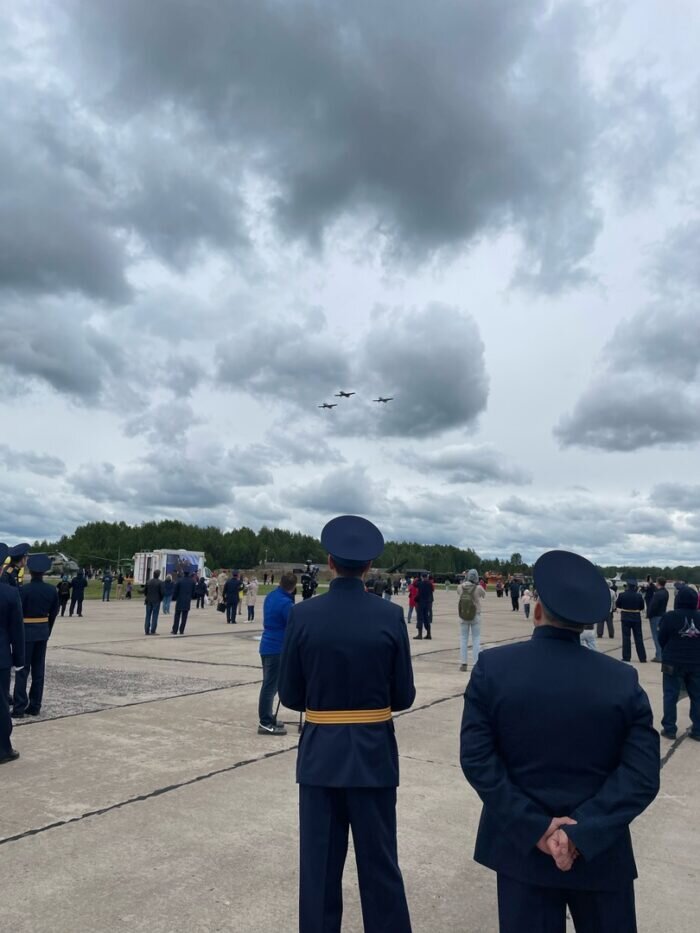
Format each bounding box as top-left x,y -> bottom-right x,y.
457,569 -> 485,672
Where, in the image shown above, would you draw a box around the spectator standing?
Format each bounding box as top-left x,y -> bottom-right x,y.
383,577 -> 393,601
597,584 -> 616,639
125,578 -> 133,599
102,569 -> 113,602
56,575 -> 71,617
223,571 -> 243,624
162,575 -> 174,615
13,554 -> 59,719
510,578 -> 520,612
457,569 -> 485,671
495,580 -> 504,599
246,576 -> 259,622
238,578 -> 246,616
616,579 -> 647,663
194,575 -> 207,609
648,577 -> 669,663
171,567 -> 195,635
207,575 -> 217,608
116,571 -> 125,599
407,576 -> 418,625
414,572 -> 434,640
0,542 -> 24,764
522,587 -> 533,620
144,570 -> 164,635
270,573 -> 275,586
658,585 -> 700,740
257,572 -> 297,734
263,572 -> 268,585
69,570 -> 88,617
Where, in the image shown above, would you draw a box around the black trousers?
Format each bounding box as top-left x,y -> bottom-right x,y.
299,785 -> 412,933
59,596 -> 69,616
597,613 -> 615,638
195,594 -> 205,608
621,616 -> 647,662
511,596 -> 520,610
226,601 -> 238,623
69,595 -> 84,616
497,874 -> 636,933
13,640 -> 48,714
172,609 -> 189,634
0,667 -> 12,755
416,605 -> 432,634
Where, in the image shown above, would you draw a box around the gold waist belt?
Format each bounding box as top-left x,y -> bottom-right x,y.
24,616 -> 49,624
305,707 -> 392,725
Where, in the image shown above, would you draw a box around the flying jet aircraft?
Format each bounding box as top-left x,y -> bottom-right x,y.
373,397 -> 394,403
334,390 -> 356,398
318,402 -> 338,409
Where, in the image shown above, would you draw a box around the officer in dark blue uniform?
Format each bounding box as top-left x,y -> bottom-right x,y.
69,569 -> 89,617
13,553 -> 59,718
223,571 -> 243,623
0,543 -> 25,763
616,578 -> 648,663
461,550 -> 660,933
171,565 -> 196,634
279,515 -> 416,933
0,542 -> 30,588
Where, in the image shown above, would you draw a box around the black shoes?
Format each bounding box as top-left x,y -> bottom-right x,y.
459,664 -> 468,672
0,748 -> 20,764
425,633 -> 432,640
26,709 -> 40,717
413,633 -> 422,640
661,730 -> 677,740
11,710 -> 25,719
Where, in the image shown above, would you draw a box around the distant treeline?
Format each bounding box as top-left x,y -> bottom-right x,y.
32,520 -> 700,582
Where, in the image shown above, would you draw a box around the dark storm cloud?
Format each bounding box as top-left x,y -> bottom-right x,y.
409,443 -> 531,485
55,0 -> 618,289
0,444 -> 65,478
0,307 -> 128,403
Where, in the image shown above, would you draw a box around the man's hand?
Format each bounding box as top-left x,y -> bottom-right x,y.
536,817 -> 576,855
546,828 -> 578,871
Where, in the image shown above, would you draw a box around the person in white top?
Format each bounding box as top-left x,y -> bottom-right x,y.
522,587 -> 533,620
246,576 -> 259,622
456,569 -> 486,672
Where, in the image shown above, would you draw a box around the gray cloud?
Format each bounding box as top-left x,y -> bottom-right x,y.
288,465 -> 378,515
0,444 -> 65,478
409,443 -> 531,485
53,0 -> 621,289
650,483 -> 700,512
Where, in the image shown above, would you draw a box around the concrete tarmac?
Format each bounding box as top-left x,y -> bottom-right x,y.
2,589 -> 697,932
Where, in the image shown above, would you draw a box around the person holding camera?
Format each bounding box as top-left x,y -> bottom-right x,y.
257,572 -> 297,735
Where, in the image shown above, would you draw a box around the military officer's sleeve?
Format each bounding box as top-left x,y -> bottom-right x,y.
9,589 -> 25,669
390,613 -> 416,711
460,660 -> 551,855
278,611 -> 306,712
48,587 -> 60,633
564,675 -> 660,862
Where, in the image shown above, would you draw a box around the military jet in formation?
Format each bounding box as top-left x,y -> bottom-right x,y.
317,391 -> 394,410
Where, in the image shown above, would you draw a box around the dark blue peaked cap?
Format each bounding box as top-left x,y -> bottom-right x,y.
27,553 -> 52,574
321,515 -> 384,569
533,550 -> 610,627
8,543 -> 30,559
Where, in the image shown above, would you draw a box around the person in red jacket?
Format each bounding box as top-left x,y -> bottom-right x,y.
407,576 -> 419,625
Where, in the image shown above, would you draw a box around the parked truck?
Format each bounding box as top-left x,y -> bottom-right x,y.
132,549 -> 208,584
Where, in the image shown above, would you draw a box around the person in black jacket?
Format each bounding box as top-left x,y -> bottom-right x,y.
223,572 -> 243,623
658,585 -> 700,740
461,549 -> 660,933
414,572 -> 434,639
13,554 -> 59,718
171,567 -> 196,635
616,580 -> 647,663
56,575 -> 71,616
144,570 -> 165,635
647,578 -> 669,663
0,543 -> 25,763
194,575 -> 207,609
69,570 -> 88,617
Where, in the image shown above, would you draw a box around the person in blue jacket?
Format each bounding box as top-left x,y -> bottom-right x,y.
461,550 -> 660,933
0,543 -> 25,764
69,570 -> 88,617
102,569 -> 113,602
171,566 -> 196,634
658,585 -> 700,740
257,571 -> 297,735
279,515 -> 416,933
13,553 -> 59,718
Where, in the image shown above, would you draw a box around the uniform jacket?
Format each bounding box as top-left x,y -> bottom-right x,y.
223,577 -> 243,603
172,576 -> 195,610
70,573 -> 88,593
460,626 -> 659,891
0,565 -> 20,588
279,576 -> 416,787
20,579 -> 59,642
616,588 -> 645,622
0,583 -> 25,668
415,578 -> 434,605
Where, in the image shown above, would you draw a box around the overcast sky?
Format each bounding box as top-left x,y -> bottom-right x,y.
2,0 -> 699,564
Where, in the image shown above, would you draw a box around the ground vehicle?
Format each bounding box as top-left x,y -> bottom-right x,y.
132,549 -> 209,584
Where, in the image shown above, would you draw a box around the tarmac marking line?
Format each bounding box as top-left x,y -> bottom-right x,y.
56,645 -> 261,669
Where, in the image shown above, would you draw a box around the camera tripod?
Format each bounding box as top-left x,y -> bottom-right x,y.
274,697 -> 304,733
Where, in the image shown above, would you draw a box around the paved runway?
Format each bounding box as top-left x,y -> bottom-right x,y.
2,589 -> 697,932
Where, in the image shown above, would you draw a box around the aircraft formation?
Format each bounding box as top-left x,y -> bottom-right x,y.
318,391 -> 393,410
